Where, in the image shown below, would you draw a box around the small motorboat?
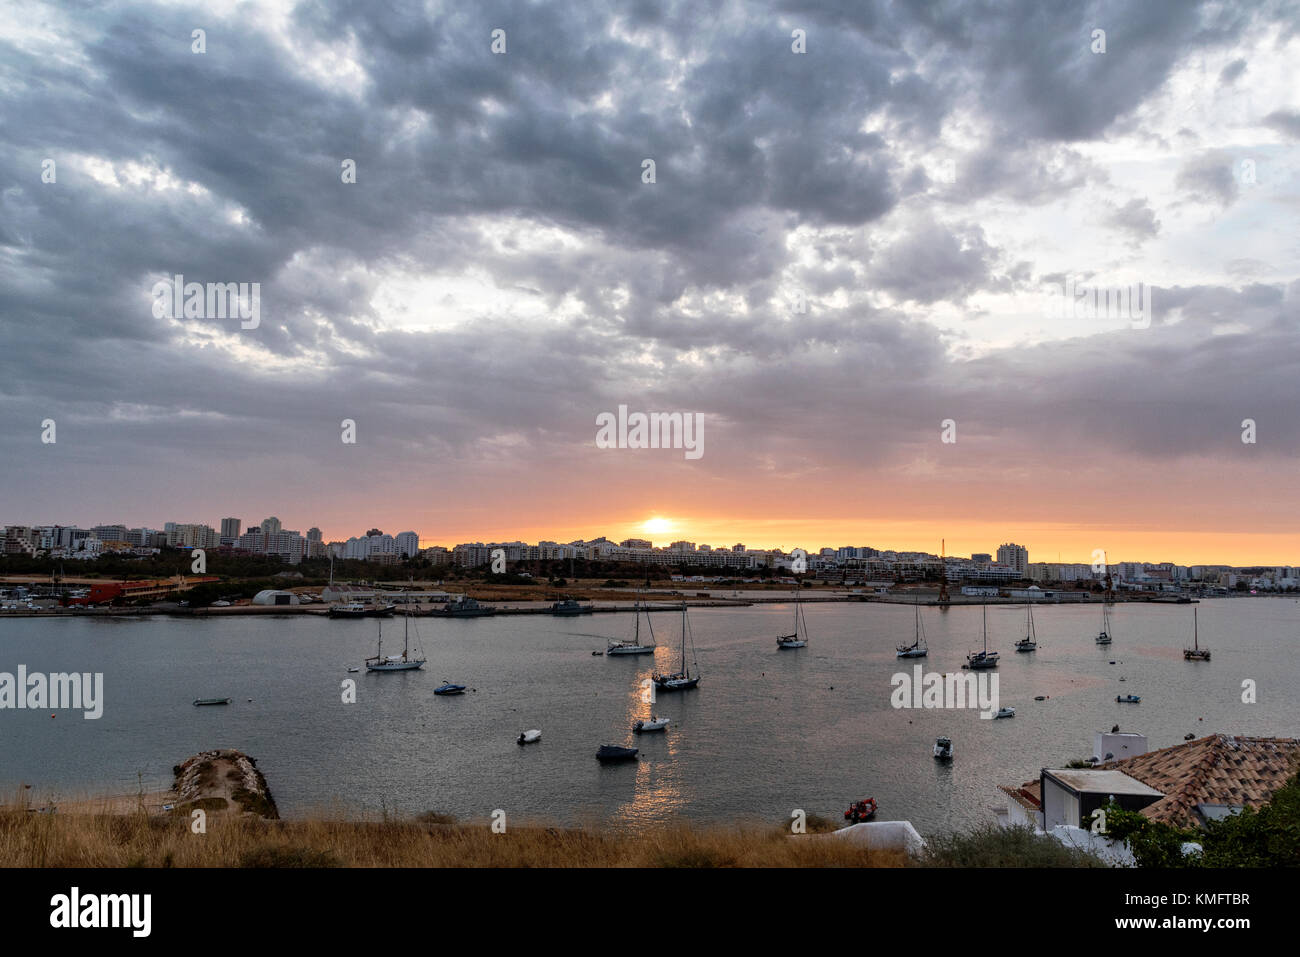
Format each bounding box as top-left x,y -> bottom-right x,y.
994,707 -> 1016,719
193,697 -> 231,707
434,682 -> 467,696
591,651 -> 604,656
517,729 -> 541,745
596,745 -> 638,762
346,667 -> 360,673
633,716 -> 670,733
1116,694 -> 1141,703
933,736 -> 954,760
1034,695 -> 1048,701
844,798 -> 877,823
1184,732 -> 1195,740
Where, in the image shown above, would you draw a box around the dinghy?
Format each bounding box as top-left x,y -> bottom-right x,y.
596,745 -> 638,762
434,682 -> 466,696
517,729 -> 541,744
844,798 -> 877,823
633,716 -> 670,733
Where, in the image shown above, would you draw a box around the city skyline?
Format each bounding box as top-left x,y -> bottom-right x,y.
4,509 -> 1296,568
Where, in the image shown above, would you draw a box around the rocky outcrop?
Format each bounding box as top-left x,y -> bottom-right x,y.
172,749 -> 279,819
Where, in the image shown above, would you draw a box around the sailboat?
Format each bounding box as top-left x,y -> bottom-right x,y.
653,602 -> 701,691
1095,571 -> 1114,644
365,612 -> 426,671
606,598 -> 657,655
966,605 -> 999,669
1095,602 -> 1113,645
1184,608 -> 1211,661
896,600 -> 929,658
777,587 -> 809,648
1015,602 -> 1038,652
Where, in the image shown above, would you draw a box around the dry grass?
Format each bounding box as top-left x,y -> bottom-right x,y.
0,807 -> 907,868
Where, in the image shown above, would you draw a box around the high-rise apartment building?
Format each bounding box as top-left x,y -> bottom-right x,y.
996,543 -> 1029,576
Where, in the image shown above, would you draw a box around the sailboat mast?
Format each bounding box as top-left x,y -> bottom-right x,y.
680,602 -> 687,672
1194,608 -> 1198,650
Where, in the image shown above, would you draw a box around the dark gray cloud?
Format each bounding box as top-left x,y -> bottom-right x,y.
0,0 -> 1297,531
1105,198 -> 1161,242
1263,109 -> 1300,139
1175,152 -> 1240,207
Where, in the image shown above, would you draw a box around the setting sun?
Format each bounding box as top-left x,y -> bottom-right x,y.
642,517 -> 674,536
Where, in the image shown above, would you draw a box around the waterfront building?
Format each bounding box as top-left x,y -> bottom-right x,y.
996,543 -> 1029,576
394,531 -> 419,558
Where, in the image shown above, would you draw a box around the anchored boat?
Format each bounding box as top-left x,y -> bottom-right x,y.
633,716 -> 670,733
517,729 -> 541,744
193,697 -> 231,707
434,682 -> 466,695
777,587 -> 809,648
1184,608 -> 1211,661
966,605 -> 999,670
604,599 -> 657,655
596,745 -> 638,762
365,612 -> 426,672
432,596 -> 495,618
1096,605 -> 1113,644
329,601 -> 395,619
933,736 -> 954,760
844,798 -> 877,823
1014,602 -> 1038,652
897,600 -> 929,658
653,603 -> 702,691
551,598 -> 594,616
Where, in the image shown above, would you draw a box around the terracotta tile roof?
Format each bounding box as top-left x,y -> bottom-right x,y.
1099,734 -> 1300,827
999,782 -> 1042,812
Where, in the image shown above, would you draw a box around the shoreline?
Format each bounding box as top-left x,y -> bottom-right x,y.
0,592 -> 1197,619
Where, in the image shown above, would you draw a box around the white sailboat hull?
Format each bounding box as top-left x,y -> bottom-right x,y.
366,659 -> 425,671
607,644 -> 655,655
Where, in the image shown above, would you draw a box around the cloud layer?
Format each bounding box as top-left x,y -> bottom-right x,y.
1,0 -> 1297,560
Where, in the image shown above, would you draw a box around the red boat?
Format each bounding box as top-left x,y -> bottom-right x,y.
844,798 -> 877,823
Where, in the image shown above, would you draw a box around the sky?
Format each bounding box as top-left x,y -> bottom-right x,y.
1,0 -> 1298,565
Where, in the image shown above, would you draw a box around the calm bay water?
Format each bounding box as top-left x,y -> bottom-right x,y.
2,598 -> 1298,834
